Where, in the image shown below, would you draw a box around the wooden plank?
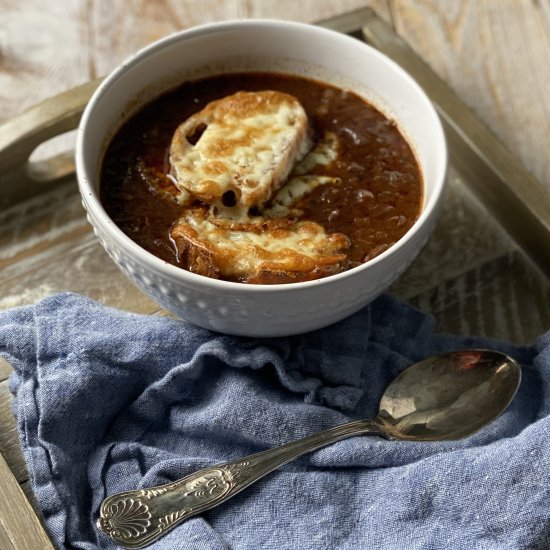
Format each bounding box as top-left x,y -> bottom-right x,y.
0,452 -> 53,549
20,480 -> 42,516
0,381 -> 28,484
0,359 -> 12,383
389,0 -> 550,190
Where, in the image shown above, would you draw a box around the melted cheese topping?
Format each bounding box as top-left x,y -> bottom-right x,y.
170,207 -> 350,283
293,132 -> 339,175
266,132 -> 340,216
209,175 -> 340,222
209,132 -> 341,220
169,91 -> 311,209
267,175 -> 341,215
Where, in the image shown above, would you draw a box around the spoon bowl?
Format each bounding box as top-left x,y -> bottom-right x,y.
377,350 -> 521,440
97,349 -> 521,548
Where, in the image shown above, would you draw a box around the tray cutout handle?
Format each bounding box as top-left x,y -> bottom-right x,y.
0,78 -> 102,209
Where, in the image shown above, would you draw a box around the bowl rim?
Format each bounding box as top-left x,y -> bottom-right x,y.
76,18 -> 447,294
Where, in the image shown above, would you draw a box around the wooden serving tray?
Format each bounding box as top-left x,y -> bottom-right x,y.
0,7 -> 549,548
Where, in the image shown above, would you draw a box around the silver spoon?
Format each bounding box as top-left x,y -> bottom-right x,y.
97,349 -> 521,548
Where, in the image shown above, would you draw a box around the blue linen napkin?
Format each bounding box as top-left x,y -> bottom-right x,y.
0,292 -> 549,550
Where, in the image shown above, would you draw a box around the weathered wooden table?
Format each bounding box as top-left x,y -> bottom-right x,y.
1,2 -> 550,548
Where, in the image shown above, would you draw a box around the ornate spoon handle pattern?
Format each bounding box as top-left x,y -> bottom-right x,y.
97,419 -> 381,548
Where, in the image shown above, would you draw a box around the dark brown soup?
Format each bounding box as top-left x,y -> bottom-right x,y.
100,72 -> 423,283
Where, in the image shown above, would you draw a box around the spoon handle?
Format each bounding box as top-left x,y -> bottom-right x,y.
97,418 -> 382,548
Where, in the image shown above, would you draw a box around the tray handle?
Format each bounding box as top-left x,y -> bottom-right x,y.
0,78 -> 102,209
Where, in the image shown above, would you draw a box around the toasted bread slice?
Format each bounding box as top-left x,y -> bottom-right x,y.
170,207 -> 349,284
169,91 -> 311,209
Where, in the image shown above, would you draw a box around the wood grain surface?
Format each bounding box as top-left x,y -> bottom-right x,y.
1,1 -> 549,548
0,453 -> 54,550
391,0 -> 550,186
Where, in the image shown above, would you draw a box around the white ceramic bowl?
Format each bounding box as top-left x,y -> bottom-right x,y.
76,19 -> 447,337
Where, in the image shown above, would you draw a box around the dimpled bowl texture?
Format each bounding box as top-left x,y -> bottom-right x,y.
76,20 -> 447,337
